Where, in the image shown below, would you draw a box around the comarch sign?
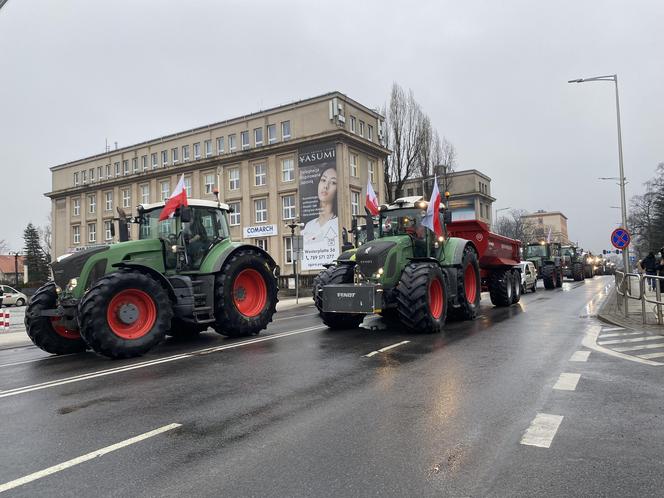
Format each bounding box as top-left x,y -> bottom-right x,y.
243,224 -> 278,238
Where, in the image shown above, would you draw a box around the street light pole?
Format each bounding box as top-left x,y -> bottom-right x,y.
9,251 -> 20,287
286,220 -> 303,304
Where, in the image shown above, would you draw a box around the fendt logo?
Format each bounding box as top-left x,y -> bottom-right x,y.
337,292 -> 356,298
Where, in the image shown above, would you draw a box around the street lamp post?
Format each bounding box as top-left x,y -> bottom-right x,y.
286,220 -> 304,303
569,74 -> 630,276
9,251 -> 20,287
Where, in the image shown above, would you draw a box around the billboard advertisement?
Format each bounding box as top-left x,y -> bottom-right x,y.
298,142 -> 339,270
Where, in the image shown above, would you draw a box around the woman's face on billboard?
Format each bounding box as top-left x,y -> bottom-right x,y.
318,167 -> 337,202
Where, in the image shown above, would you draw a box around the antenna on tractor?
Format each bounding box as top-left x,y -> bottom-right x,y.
213,187 -> 221,208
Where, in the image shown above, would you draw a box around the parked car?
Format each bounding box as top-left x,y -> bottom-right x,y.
517,262 -> 537,293
1,285 -> 28,306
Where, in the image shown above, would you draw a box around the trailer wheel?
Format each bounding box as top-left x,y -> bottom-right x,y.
25,282 -> 88,355
542,265 -> 555,289
572,262 -> 584,281
79,271 -> 173,358
450,245 -> 480,320
511,269 -> 521,304
396,263 -> 447,333
313,265 -> 364,329
489,269 -> 513,306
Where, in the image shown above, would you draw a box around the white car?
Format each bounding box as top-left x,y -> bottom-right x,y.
1,285 -> 28,307
516,262 -> 537,293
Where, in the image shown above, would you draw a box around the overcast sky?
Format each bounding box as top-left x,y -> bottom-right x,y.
1,0 -> 662,254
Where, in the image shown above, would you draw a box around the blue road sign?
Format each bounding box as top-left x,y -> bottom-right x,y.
611,228 -> 631,249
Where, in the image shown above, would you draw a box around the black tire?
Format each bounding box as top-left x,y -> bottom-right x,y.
166,318 -> 207,339
25,282 -> 88,355
555,267 -> 563,288
450,245 -> 481,320
313,265 -> 364,329
542,265 -> 555,290
512,269 -> 521,304
531,279 -> 537,292
395,263 -> 447,333
79,271 -> 173,359
489,269 -> 513,306
213,249 -> 278,338
15,298 -> 25,307
572,262 -> 584,281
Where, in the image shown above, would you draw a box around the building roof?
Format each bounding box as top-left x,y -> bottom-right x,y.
521,210 -> 568,220
0,255 -> 25,274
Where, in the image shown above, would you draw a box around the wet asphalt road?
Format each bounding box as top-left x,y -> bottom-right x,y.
1,276 -> 662,497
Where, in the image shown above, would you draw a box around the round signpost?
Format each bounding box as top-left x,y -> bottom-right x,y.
611,228 -> 631,250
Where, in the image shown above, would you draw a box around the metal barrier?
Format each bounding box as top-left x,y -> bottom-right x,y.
643,274 -> 664,326
614,270 -> 663,325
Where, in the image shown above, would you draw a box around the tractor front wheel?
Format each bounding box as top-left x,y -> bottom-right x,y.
396,263 -> 447,333
542,265 -> 555,290
313,265 -> 364,329
555,267 -> 563,288
572,262 -> 584,281
79,272 -> 172,358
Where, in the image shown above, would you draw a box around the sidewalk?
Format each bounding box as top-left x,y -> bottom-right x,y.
598,286 -> 663,333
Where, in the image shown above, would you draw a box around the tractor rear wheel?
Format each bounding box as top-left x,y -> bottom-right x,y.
313,264 -> 364,329
542,265 -> 555,289
79,271 -> 172,358
450,245 -> 481,320
213,249 -> 278,338
395,263 -> 447,333
25,282 -> 88,355
489,269 -> 513,306
511,269 -> 521,304
572,262 -> 584,281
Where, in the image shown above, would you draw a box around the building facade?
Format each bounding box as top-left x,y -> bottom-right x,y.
521,210 -> 570,244
0,255 -> 26,285
47,92 -> 389,273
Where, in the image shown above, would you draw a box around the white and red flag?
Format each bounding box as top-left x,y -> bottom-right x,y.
422,177 -> 443,236
159,174 -> 188,221
365,180 -> 380,216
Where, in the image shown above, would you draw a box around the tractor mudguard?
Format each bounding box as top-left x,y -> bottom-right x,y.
207,243 -> 277,275
112,262 -> 177,301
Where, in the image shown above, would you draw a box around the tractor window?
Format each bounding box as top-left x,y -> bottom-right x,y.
525,245 -> 547,258
138,208 -> 181,242
379,209 -> 427,239
189,206 -> 230,241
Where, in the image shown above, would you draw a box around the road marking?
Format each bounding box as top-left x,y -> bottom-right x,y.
0,325 -> 325,399
553,373 -> 581,391
598,335 -> 664,346
601,327 -> 625,332
520,413 -> 564,448
363,341 -> 410,358
638,351 -> 664,360
598,331 -> 643,339
0,423 -> 180,493
583,324 -> 663,366
613,342 -> 664,353
569,351 -> 590,362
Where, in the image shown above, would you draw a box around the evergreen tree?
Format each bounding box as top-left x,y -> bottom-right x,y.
23,222 -> 49,285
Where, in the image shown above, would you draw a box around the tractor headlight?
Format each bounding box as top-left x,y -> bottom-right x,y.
66,278 -> 78,292
172,245 -> 178,253
377,267 -> 384,275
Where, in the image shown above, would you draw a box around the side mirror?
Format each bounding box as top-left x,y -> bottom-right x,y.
180,206 -> 192,223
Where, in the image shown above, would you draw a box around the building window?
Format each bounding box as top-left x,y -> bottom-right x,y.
228,202 -> 241,226
350,153 -> 358,177
284,237 -> 294,264
229,167 -> 240,191
202,174 -> 214,194
241,131 -> 250,149
350,115 -> 356,133
359,120 -> 365,137
89,168 -> 95,182
142,155 -> 148,171
267,124 -> 277,144
89,194 -> 96,214
172,147 -> 179,164
122,188 -> 131,208
204,140 -> 212,157
184,177 -> 192,197
88,223 -> 96,243
217,137 -> 225,154
229,134 -> 237,152
254,127 -> 263,146
351,190 -> 360,215
97,166 -> 103,180
72,225 -> 80,245
368,159 -> 375,184
115,162 -> 121,176
140,184 -> 150,204
182,145 -> 190,162
281,120 -> 291,140
193,142 -> 201,159
74,172 -> 79,186
407,188 -> 414,197
254,162 -> 266,186
254,198 -> 267,223
282,195 -> 295,220
254,238 -> 268,251
104,192 -> 113,211
368,124 -> 373,141
105,220 -> 113,241
281,158 -> 294,182
123,160 -> 129,175
105,164 -> 111,178
151,153 -> 158,169
161,150 -> 168,167
160,181 -> 170,201
132,158 -> 138,173
73,198 -> 80,216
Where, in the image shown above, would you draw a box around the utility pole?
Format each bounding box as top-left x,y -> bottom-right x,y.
286,220 -> 304,303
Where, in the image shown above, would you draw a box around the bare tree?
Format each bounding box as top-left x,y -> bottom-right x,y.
0,239 -> 8,253
494,209 -> 536,246
435,136 -> 457,195
628,186 -> 658,255
38,213 -> 52,263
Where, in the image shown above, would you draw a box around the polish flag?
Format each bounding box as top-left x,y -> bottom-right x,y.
159,174 -> 188,221
365,180 -> 380,216
422,177 -> 443,236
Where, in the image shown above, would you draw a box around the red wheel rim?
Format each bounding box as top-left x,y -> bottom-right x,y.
464,264 -> 477,304
50,317 -> 81,340
233,269 -> 267,318
106,289 -> 157,340
428,277 -> 444,319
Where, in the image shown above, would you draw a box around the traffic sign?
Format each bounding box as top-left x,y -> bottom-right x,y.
611,228 -> 631,249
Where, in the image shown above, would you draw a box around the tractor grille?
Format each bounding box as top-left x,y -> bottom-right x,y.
355,241 -> 396,277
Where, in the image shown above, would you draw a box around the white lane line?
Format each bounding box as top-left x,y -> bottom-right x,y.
520,413 -> 564,448
582,324 -> 663,367
569,351 -> 590,362
0,354 -> 78,369
613,342 -> 664,353
363,340 -> 410,358
0,423 -> 181,493
598,331 -> 643,339
598,335 -> 664,346
601,327 -> 625,332
553,373 -> 581,391
638,351 -> 664,360
0,325 -> 325,399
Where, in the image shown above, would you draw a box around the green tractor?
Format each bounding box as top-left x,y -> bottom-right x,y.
524,242 -> 563,289
313,197 -> 516,333
582,251 -> 596,279
561,245 -> 585,281
25,199 -> 279,359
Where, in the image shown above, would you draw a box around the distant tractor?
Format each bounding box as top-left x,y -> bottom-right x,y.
313,197 -> 522,334
524,242 -> 563,290
25,199 -> 279,359
582,252 -> 597,279
561,245 -> 585,281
